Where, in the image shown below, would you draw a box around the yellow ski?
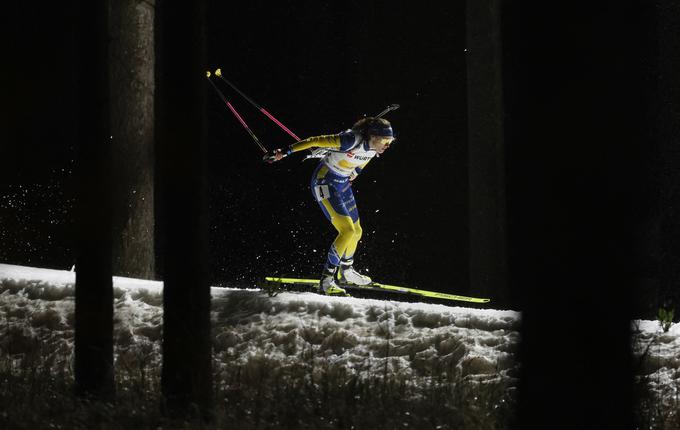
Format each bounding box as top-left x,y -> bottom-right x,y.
263,277 -> 490,304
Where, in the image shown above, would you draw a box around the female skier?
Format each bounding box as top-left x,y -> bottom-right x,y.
265,117 -> 395,295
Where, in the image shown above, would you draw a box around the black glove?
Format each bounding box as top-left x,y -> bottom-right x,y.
263,148 -> 286,163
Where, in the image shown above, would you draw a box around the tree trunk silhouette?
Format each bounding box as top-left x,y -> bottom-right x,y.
649,1 -> 680,318
506,2 -> 639,428
109,0 -> 156,279
466,0 -> 509,306
73,0 -> 115,400
156,0 -> 213,420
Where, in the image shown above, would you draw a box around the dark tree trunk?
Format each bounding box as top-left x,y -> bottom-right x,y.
650,1 -> 680,316
156,0 -> 213,420
109,0 -> 156,279
73,0 -> 115,400
466,0 -> 509,306
506,2 -> 640,428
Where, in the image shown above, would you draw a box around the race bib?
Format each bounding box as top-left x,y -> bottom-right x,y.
313,184 -> 331,201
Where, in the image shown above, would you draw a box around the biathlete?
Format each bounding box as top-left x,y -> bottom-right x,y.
265,117 -> 395,296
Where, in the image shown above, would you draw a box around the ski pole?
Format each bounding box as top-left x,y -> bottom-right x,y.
213,69 -> 301,141
206,71 -> 268,154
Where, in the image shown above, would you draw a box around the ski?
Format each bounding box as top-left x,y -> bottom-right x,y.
263,276 -> 491,304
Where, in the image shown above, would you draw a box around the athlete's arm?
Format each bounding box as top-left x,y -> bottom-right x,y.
265,131 -> 355,163
288,134 -> 341,153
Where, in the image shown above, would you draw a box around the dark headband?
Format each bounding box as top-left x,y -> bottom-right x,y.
367,125 -> 394,137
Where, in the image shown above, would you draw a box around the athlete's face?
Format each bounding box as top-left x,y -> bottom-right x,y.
369,136 -> 394,154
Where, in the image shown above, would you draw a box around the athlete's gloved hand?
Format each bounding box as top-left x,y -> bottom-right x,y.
263,148 -> 287,163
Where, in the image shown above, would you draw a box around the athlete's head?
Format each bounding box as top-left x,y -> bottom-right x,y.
352,117 -> 395,155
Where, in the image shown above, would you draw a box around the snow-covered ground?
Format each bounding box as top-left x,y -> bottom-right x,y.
0,263 -> 519,382
1,263 -> 678,424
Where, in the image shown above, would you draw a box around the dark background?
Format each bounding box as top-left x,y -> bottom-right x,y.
1,2 -> 470,294
2,2 -> 679,317
205,2 -> 468,290
4,2 -> 680,425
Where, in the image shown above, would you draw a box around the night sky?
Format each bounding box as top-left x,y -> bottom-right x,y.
6,3 -> 680,426
2,4 -> 78,269
205,2 -> 468,290
2,2 -> 470,294
3,2 -> 679,316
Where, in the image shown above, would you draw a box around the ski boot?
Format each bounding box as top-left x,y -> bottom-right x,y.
319,275 -> 348,296
337,260 -> 372,286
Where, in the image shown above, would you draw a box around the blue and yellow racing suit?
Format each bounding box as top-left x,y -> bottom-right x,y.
287,130 -> 377,271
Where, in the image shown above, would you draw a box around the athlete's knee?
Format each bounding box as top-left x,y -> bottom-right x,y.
353,221 -> 363,241
337,222 -> 356,239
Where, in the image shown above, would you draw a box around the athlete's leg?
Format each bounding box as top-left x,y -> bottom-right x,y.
337,217 -> 371,285
323,186 -> 371,285
313,208 -> 354,295
318,199 -> 357,271
342,219 -> 363,262
311,166 -> 359,277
